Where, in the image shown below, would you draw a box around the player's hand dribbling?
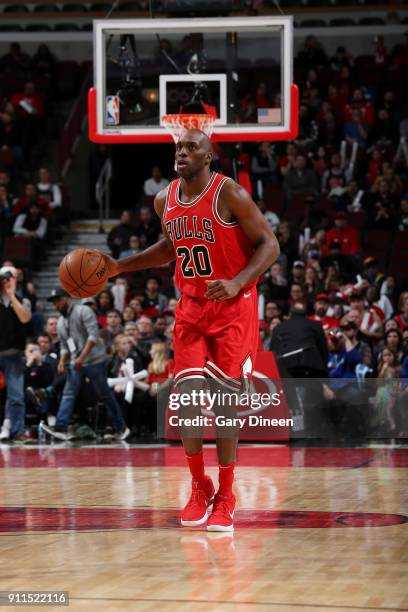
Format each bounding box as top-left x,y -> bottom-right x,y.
101,253 -> 119,279
205,279 -> 242,301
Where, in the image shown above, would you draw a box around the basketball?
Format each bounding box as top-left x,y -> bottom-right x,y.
58,248 -> 108,298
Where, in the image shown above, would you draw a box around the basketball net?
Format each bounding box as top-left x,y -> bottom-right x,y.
162,113 -> 216,143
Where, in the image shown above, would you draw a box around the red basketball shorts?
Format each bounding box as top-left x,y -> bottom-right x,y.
173,289 -> 259,390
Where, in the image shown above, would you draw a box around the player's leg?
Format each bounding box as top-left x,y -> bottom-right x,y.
174,298 -> 215,526
204,290 -> 259,532
52,365 -> 82,438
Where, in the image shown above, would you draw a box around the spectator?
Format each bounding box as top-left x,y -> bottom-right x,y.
276,222 -> 298,269
395,292 -> 408,330
0,104 -> 25,166
123,321 -> 148,366
13,202 -> 48,265
31,44 -> 57,87
100,309 -> 124,353
263,301 -> 282,324
0,265 -> 31,442
365,285 -> 392,321
107,333 -> 146,435
136,315 -> 156,354
14,183 -> 51,219
24,341 -> 55,418
41,288 -> 129,441
153,316 -> 167,341
283,154 -> 318,198
0,169 -> 13,193
365,179 -> 398,229
293,259 -> 307,281
147,342 -> 174,394
123,305 -> 136,323
326,212 -> 360,256
279,143 -> 297,176
373,348 -> 401,433
261,263 -> 288,302
344,108 -> 368,148
11,82 -> 44,120
341,320 -> 373,368
271,302 -> 328,377
37,333 -> 59,372
107,210 -> 136,259
289,283 -> 307,310
256,199 -> 280,232
96,289 -> 114,328
36,167 -> 62,211
373,163 -> 403,197
369,108 -> 398,147
321,152 -> 346,193
0,43 -> 30,76
296,35 -> 328,72
294,103 -> 319,149
327,327 -> 362,383
251,142 -> 279,196
330,46 -> 353,73
44,315 -> 60,354
143,165 -> 169,197
119,235 -> 141,259
309,293 -> 339,331
397,198 -> 408,231
377,329 -> 404,366
137,206 -> 161,248
0,184 -> 14,237
343,88 -> 375,127
142,275 -> 168,317
349,292 -> 384,342
372,35 -> 387,69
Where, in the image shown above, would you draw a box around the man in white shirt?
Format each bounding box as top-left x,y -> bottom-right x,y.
143,166 -> 169,197
36,167 -> 62,210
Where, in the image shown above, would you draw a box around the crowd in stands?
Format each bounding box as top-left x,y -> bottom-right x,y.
1,32 -> 408,442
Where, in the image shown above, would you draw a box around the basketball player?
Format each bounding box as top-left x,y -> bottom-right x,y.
103,129 -> 279,531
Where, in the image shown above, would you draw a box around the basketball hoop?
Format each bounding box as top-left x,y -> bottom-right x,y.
162,113 -> 216,143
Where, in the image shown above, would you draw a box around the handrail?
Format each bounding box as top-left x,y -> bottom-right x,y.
95,158 -> 112,234
57,68 -> 92,178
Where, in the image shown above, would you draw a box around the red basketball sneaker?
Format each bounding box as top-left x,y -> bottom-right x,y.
181,476 -> 215,527
207,493 -> 236,532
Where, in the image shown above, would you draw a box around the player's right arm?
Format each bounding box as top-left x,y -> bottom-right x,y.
103,188 -> 175,279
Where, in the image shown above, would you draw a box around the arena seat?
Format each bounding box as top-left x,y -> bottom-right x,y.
329,18 -> 356,26
61,4 -> 88,11
358,17 -> 385,25
299,19 -> 327,28
54,23 -> 80,31
25,24 -> 52,31
364,229 -> 393,252
3,4 -> 29,11
0,24 -> 23,31
33,4 -> 60,11
347,212 -> 368,231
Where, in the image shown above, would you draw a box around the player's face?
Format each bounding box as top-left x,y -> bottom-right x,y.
175,133 -> 212,179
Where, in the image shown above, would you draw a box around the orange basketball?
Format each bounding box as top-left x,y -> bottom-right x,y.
58,248 -> 108,298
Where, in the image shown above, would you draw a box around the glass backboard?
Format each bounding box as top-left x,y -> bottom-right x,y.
89,16 -> 298,143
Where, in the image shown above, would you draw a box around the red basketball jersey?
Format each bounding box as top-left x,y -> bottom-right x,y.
163,172 -> 255,298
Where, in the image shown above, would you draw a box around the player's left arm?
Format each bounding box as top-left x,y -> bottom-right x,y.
205,181 -> 280,301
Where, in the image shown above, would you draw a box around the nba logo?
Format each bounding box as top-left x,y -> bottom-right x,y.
106,95 -> 119,125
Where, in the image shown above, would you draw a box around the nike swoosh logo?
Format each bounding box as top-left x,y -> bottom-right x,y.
243,292 -> 251,298
166,205 -> 177,211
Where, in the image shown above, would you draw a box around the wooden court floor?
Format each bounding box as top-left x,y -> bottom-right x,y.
0,445 -> 407,612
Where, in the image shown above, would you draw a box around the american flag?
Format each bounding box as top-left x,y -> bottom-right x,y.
257,108 -> 281,124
